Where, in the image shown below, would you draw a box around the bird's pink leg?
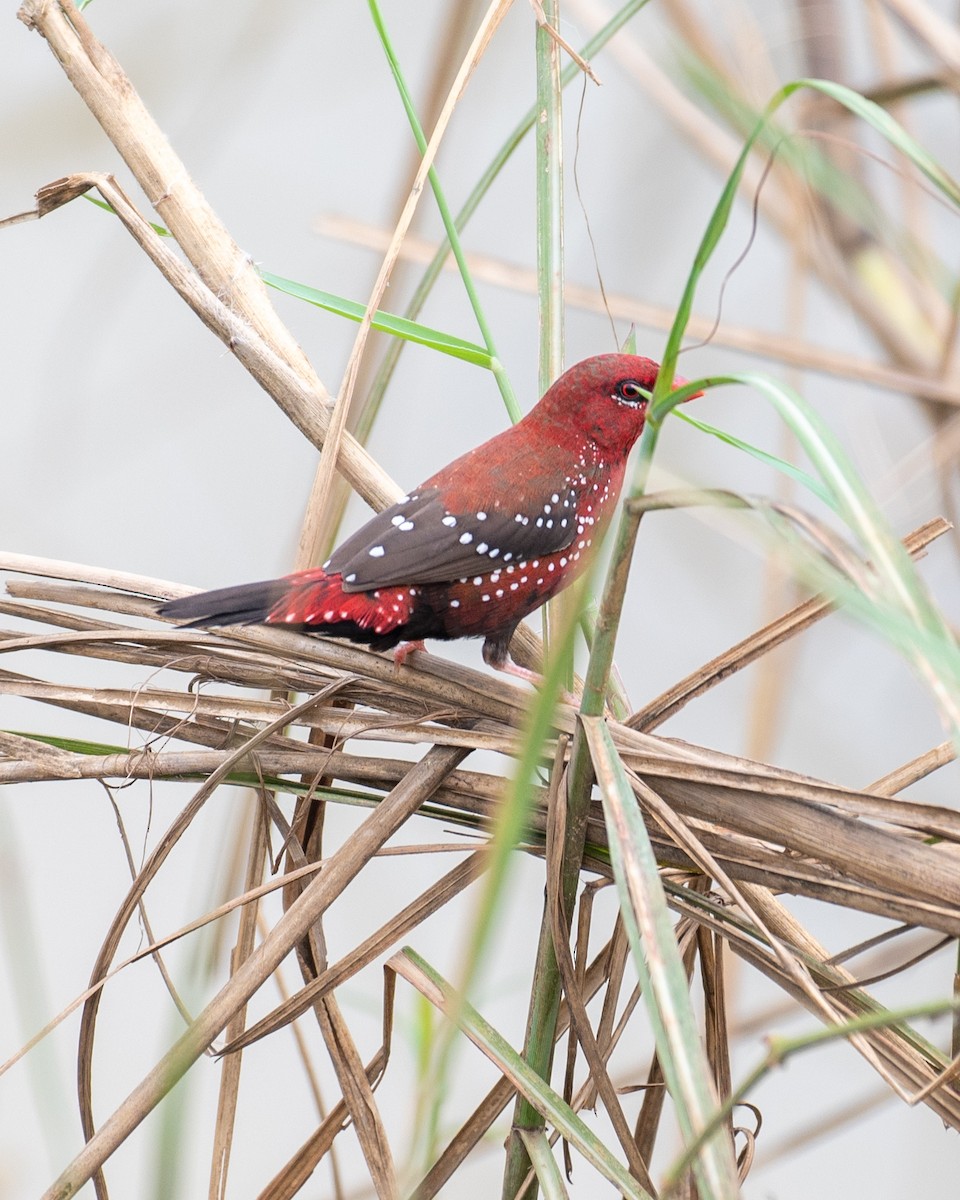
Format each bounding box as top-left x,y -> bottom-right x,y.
492,658 -> 543,686
393,640 -> 427,671
482,632 -> 579,704
495,658 -> 581,705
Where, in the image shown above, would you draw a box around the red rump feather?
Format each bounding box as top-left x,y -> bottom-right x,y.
265,571 -> 415,637
160,354 -> 702,676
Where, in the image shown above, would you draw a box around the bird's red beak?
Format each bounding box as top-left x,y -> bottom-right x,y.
673,373 -> 703,402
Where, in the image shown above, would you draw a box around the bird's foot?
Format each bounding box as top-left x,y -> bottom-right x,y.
488,656 -> 580,707
393,640 -> 427,673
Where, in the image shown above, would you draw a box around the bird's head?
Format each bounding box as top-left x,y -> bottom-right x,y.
534,353 -> 701,455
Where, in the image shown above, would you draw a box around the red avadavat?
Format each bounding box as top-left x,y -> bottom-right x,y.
161,354 -> 698,680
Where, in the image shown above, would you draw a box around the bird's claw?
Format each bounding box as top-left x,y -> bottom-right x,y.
392,640 -> 427,674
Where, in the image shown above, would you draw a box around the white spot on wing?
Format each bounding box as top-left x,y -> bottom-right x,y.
369,546 -> 385,557
442,515 -> 457,527
459,532 -> 473,545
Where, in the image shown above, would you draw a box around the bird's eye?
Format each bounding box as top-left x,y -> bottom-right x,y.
614,380 -> 648,405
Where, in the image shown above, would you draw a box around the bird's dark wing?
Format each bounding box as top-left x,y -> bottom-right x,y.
326,485 -> 582,591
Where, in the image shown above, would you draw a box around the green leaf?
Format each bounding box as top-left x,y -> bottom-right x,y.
518,1130 -> 570,1200
366,0 -> 518,418
81,196 -> 497,370
676,409 -> 834,506
395,948 -> 654,1200
84,194 -> 170,239
259,269 -> 495,368
656,76 -> 960,404
649,79 -> 960,737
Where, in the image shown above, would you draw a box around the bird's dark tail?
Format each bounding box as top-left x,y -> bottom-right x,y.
159,578 -> 292,627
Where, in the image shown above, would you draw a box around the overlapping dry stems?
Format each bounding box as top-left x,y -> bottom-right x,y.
6,2 -> 960,1198
3,540 -> 960,1194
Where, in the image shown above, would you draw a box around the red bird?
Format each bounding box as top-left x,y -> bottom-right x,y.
161,354 -> 695,680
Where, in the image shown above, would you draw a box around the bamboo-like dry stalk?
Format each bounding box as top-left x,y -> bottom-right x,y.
312,214 -> 960,405
3,549 -> 960,1198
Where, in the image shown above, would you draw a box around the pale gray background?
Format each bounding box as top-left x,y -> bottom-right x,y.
2,1 -> 959,1196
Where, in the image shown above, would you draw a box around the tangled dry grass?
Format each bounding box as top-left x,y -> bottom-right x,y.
3,523 -> 959,1196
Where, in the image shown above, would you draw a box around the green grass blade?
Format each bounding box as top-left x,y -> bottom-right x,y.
675,409 -> 834,506
580,716 -> 740,1199
413,578 -> 591,1174
396,948 -> 654,1200
518,1130 -> 570,1200
665,992 -> 960,1191
83,197 -> 498,370
683,60 -> 955,293
535,0 -> 565,396
680,372 -> 960,735
656,77 -> 960,399
0,802 -> 73,1169
260,269 -> 495,367
366,0 -> 518,419
84,193 -> 170,238
790,78 -> 960,206
357,0 -> 652,439
504,11 -> 569,1191
645,80 -> 960,734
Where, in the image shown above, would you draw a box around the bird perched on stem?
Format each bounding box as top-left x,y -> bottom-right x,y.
160,354 -> 698,682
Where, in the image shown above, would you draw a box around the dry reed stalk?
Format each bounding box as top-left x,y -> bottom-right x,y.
313,213 -> 960,404
3,543 -> 959,1195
